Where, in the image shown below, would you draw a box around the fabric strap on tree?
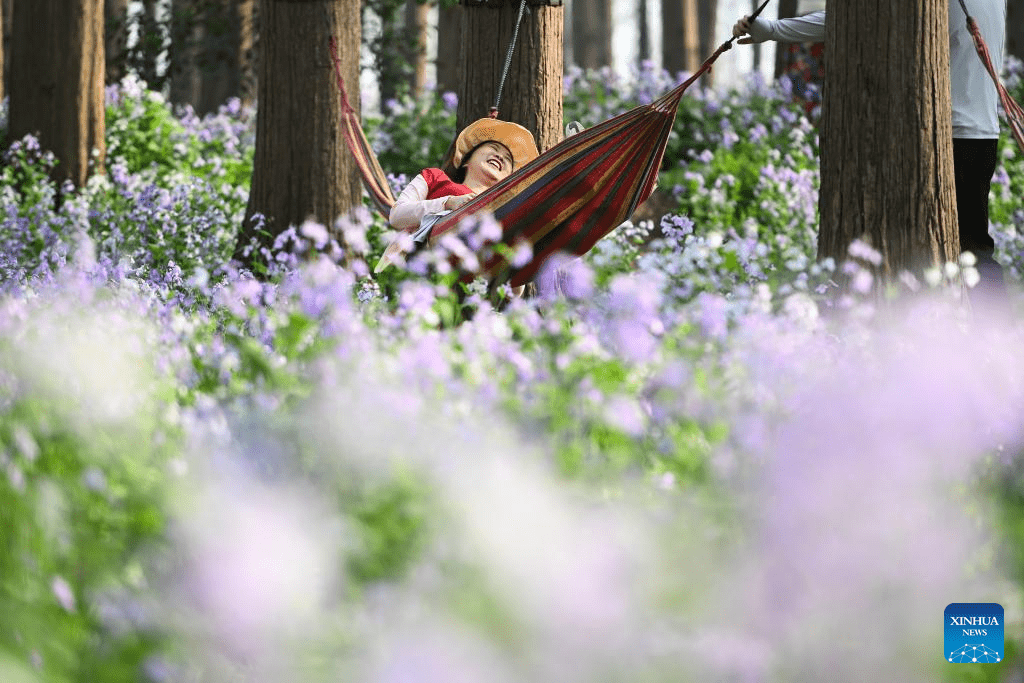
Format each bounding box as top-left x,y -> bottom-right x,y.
329,0 -> 773,286
329,37 -> 397,217
957,0 -> 1024,153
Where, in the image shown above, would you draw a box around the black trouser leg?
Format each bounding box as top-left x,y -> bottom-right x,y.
953,138 -> 1002,292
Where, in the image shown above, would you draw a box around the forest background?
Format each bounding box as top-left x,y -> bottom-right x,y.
2,1 -> 1024,682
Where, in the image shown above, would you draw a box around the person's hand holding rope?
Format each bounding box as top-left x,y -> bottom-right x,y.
733,15 -> 755,44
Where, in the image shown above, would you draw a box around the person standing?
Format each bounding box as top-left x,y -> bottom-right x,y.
733,2 -> 1008,291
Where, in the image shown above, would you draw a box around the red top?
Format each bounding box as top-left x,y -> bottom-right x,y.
421,168 -> 473,200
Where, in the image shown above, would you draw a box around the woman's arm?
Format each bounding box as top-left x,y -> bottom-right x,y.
745,10 -> 825,44
388,174 -> 450,230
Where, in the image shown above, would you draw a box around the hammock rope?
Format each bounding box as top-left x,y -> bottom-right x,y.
491,0 -> 531,118
955,0 -> 1024,154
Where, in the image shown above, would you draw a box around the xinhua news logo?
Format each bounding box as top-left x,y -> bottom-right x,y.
945,603 -> 1004,663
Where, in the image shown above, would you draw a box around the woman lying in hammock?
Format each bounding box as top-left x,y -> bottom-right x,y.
376,118 -> 539,273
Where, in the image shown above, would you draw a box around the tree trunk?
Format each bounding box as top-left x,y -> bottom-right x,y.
571,0 -> 611,70
105,0 -> 129,85
818,0 -> 958,279
135,0 -> 164,88
371,0 -> 409,105
172,0 -> 256,115
238,0 -> 257,107
457,0 -> 563,154
772,0 -> 798,79
404,0 -> 430,96
662,0 -> 700,77
637,0 -> 649,69
239,0 -> 361,260
9,0 -> 106,188
197,0 -> 253,113
750,0 -> 760,71
0,1 -> 4,104
169,0 -> 201,108
436,2 -> 462,94
1009,0 -> 1023,62
696,0 -> 717,84
2,0 -> 11,97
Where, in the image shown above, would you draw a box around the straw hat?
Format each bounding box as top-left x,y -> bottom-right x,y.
453,118 -> 539,170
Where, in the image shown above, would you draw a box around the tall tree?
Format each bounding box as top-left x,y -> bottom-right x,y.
9,0 -> 106,188
198,0 -> 255,114
697,0 -> 717,84
457,0 -> 563,154
818,0 -> 959,278
662,0 -> 700,76
436,1 -> 462,94
772,0 -> 798,79
132,0 -> 165,88
404,0 -> 430,96
1009,0 -> 1023,61
571,0 -> 611,70
171,0 -> 256,114
637,0 -> 649,68
2,0 -> 10,97
366,0 -> 409,105
105,0 -> 130,85
0,1 -> 4,105
169,0 -> 202,107
238,0 -> 361,260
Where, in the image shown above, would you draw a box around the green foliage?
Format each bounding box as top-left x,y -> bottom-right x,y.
364,87 -> 459,179
0,384 -> 173,682
105,86 -> 253,189
345,473 -> 429,584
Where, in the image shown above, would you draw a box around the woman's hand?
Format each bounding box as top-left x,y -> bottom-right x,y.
444,194 -> 476,211
733,15 -> 754,44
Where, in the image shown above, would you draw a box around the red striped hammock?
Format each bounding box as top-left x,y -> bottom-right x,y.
330,37 -> 735,288
331,7 -> 1024,289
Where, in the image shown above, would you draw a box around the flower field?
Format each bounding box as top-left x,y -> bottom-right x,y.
2,60 -> 1024,682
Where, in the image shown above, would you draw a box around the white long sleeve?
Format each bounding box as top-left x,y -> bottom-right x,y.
389,174 -> 451,230
747,11 -> 825,44
949,0 -> 1003,138
745,4 -> 1003,139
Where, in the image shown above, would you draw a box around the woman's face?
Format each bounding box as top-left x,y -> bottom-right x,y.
463,141 -> 515,186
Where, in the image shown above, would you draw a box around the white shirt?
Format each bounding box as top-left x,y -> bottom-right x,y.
747,2 -> 1005,138
388,174 -> 452,230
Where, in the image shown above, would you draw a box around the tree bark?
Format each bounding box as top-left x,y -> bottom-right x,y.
169,0 -> 202,107
458,0 -> 563,154
105,0 -> 129,85
696,0 -> 716,84
436,2 -> 462,94
9,0 -> 106,188
239,0 -> 361,260
772,0 -> 798,79
637,0 -> 648,69
0,0 -> 4,104
404,0 -> 430,96
1008,0 -> 1023,62
571,0 -> 610,70
818,0 -> 958,279
662,0 -> 700,77
198,0 -> 254,113
171,0 -> 256,115
1,0 -> 10,98
239,0 -> 257,107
